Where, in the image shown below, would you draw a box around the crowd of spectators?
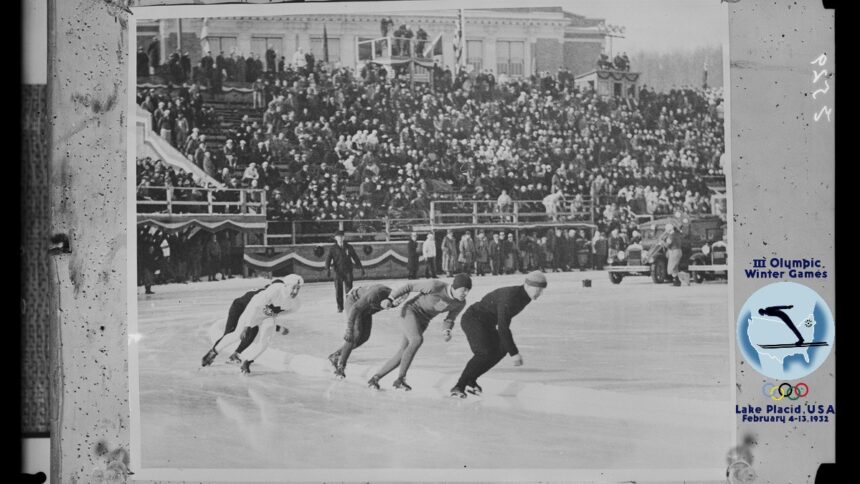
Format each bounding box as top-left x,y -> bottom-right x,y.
137,46 -> 725,284
137,84 -> 220,153
198,57 -> 724,229
137,226 -> 245,292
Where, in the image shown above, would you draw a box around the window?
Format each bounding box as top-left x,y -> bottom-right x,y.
207,37 -> 237,56
357,37 -> 374,61
466,40 -> 483,72
250,37 -> 283,58
496,40 -> 524,76
310,36 -> 341,63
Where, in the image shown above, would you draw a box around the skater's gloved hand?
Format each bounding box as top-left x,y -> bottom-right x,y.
512,354 -> 523,367
442,329 -> 452,342
240,359 -> 253,374
343,328 -> 355,343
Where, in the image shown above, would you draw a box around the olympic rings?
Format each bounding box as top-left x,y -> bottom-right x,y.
761,382 -> 809,401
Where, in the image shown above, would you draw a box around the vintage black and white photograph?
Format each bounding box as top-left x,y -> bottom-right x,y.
129,0 -> 731,479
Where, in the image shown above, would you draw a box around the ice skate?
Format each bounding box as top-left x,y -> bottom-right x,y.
328,352 -> 340,370
367,375 -> 381,390
392,377 -> 412,391
450,386 -> 467,398
201,348 -> 217,367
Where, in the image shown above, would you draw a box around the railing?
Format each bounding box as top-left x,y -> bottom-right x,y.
357,35 -> 436,62
429,199 -> 594,226
136,186 -> 267,215
264,217 -> 426,245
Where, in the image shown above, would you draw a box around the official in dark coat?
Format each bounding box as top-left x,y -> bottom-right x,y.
406,232 -> 420,279
324,230 -> 365,312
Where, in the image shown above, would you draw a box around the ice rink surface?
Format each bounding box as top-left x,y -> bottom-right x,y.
135,271 -> 733,471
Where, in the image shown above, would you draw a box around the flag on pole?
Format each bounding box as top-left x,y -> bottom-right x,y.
453,9 -> 465,68
702,58 -> 709,88
323,24 -> 330,63
424,32 -> 443,57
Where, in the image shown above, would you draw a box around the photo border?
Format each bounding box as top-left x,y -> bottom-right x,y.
127,1 -> 735,481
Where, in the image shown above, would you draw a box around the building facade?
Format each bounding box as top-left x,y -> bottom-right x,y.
138,7 -> 608,79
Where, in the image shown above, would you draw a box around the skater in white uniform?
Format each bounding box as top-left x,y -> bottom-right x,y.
202,274 -> 304,373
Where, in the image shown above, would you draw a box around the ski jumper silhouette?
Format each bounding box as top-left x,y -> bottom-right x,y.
758,305 -> 804,346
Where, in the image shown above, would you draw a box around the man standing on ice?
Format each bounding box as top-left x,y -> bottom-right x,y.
201,274 -> 304,373
367,274 -> 472,391
449,271 -> 547,398
326,284 -> 398,379
325,230 -> 365,313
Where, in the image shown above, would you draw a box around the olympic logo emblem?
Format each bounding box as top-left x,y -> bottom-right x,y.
761,382 -> 809,401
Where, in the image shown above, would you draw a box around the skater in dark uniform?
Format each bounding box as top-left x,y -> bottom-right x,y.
758,305 -> 804,346
325,230 -> 365,313
450,271 -> 547,398
208,279 -> 285,364
327,284 -> 398,378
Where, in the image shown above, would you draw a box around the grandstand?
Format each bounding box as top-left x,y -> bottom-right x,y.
135,32 -> 725,283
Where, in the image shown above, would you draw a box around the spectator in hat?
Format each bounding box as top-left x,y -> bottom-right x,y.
242,162 -> 260,185
183,128 -> 201,158
202,149 -> 217,179
406,231 -> 420,280
488,232 -> 502,275
223,139 -> 237,169
474,230 -> 489,276
502,233 -> 517,274
204,234 -> 221,281
325,230 -> 365,312
175,112 -> 189,150
422,232 -> 437,278
441,230 -> 458,277
592,231 -> 609,270
157,108 -> 174,145
458,231 -> 476,275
